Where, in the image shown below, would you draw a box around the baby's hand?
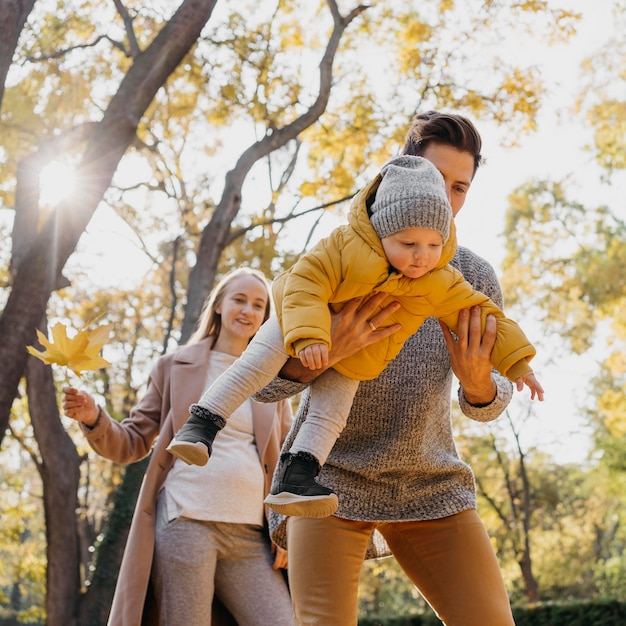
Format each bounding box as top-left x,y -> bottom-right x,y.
515,373 -> 544,401
299,343 -> 329,370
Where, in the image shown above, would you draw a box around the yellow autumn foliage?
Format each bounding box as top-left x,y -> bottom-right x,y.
26,321 -> 112,378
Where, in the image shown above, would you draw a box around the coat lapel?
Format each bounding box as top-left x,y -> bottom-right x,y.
169,339 -> 213,432
251,400 -> 277,462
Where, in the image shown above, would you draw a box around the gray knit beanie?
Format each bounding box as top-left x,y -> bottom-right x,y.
370,155 -> 451,242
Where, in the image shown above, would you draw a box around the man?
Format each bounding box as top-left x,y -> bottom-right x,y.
259,111 -> 516,626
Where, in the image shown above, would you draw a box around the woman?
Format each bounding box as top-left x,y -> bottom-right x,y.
62,267 -> 294,626
259,112 -> 517,625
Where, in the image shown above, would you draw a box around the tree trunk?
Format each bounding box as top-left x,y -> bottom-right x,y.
0,0 -> 37,111
26,356 -> 83,626
0,0 -> 219,448
78,457 -> 150,626
516,413 -> 540,602
518,551 -> 539,603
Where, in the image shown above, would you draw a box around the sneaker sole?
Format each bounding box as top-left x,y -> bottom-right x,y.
166,440 -> 209,466
264,492 -> 339,518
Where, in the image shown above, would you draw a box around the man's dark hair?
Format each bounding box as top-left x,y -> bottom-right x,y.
402,111 -> 483,176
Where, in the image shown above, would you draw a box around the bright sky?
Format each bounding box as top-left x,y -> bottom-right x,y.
450,1 -> 623,464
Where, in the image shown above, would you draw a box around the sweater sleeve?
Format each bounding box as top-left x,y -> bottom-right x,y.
81,358 -> 166,463
252,376 -> 309,403
458,371 -> 514,423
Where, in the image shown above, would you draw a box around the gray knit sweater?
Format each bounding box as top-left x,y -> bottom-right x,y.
258,246 -> 513,557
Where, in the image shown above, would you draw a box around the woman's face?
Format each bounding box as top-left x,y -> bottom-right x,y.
420,143 -> 475,216
216,275 -> 269,343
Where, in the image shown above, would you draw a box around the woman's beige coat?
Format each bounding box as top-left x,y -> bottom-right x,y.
82,338 -> 293,626
273,175 -> 536,382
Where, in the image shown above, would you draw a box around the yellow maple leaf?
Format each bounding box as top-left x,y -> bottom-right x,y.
27,321 -> 112,378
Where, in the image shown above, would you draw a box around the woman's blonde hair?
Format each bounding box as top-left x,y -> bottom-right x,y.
187,267 -> 272,346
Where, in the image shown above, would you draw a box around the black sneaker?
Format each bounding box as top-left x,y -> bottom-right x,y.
264,451 -> 338,518
166,405 -> 226,466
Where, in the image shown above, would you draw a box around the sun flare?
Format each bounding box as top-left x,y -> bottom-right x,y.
39,161 -> 77,207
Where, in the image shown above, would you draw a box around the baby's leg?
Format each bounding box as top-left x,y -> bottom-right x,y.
290,368 -> 360,465
264,369 -> 359,518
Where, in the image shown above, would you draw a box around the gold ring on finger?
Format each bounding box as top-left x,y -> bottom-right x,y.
368,320 -> 377,332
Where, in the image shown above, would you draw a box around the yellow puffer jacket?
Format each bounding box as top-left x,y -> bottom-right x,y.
273,174 -> 536,382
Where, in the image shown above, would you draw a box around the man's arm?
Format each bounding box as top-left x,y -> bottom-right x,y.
443,247 -> 515,418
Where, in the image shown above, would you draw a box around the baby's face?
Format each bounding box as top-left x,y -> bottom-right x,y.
381,226 -> 444,278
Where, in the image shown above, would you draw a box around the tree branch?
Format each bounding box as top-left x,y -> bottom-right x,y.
112,0 -> 141,58
24,34 -> 132,62
227,191 -> 357,244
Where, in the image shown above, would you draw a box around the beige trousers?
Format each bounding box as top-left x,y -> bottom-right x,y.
153,491 -> 293,625
286,509 -> 515,626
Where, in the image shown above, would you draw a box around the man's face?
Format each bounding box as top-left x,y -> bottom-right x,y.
420,143 -> 475,216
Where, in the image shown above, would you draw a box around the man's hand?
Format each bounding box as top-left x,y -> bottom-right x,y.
326,293 -> 402,366
440,306 -> 497,405
278,293 -> 402,383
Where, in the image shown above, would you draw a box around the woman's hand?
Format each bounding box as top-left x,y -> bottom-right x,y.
271,543 -> 288,570
61,386 -> 100,427
440,306 -> 497,405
